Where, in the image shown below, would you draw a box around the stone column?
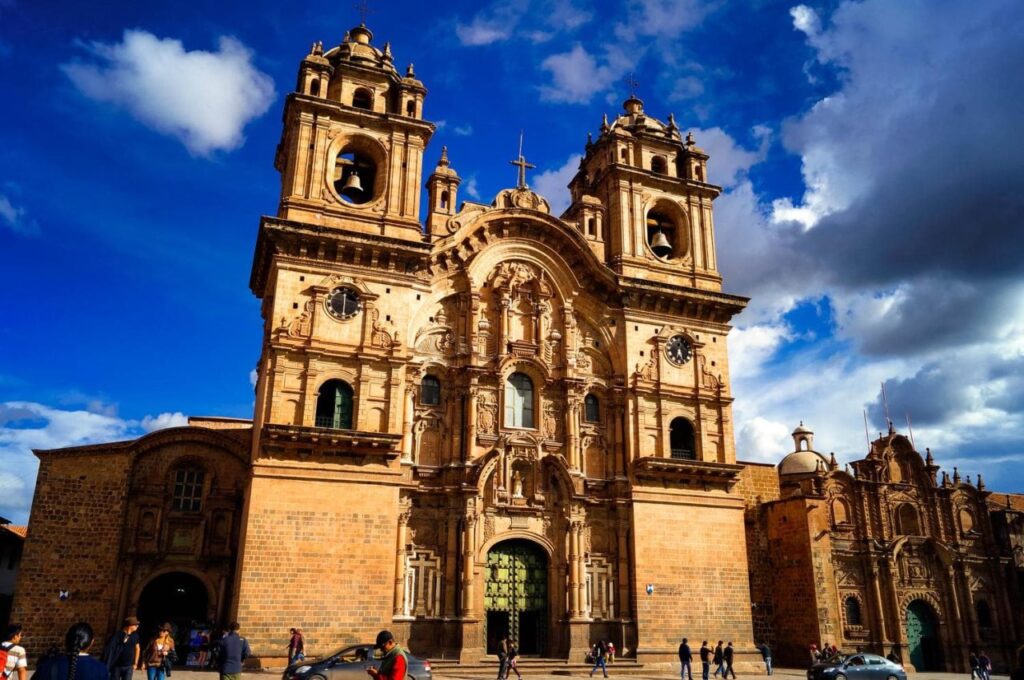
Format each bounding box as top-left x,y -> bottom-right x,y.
394,510 -> 411,618
401,385 -> 415,462
616,519 -> 631,622
868,558 -> 889,643
466,383 -> 479,460
575,524 -> 587,619
461,516 -> 476,616
568,521 -> 580,617
497,295 -> 509,351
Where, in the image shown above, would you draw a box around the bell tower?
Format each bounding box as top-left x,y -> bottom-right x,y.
565,96 -> 719,290
275,24 -> 434,240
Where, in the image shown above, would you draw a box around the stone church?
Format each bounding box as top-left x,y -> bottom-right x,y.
12,23 -> 1024,672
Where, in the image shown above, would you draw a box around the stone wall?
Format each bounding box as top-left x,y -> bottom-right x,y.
736,462 -> 781,647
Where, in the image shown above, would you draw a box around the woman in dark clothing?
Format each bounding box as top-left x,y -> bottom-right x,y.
35,623 -> 109,680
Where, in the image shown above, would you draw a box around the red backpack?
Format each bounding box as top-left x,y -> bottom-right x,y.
0,641 -> 14,679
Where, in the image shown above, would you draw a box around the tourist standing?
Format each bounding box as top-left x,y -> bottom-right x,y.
808,644 -> 819,667
2,624 -> 28,680
102,617 -> 140,680
713,641 -> 725,678
699,641 -> 712,680
507,639 -> 522,680
607,641 -> 615,665
678,638 -> 693,680
366,631 -> 407,680
287,629 -> 305,665
978,652 -> 991,680
496,636 -> 509,680
589,641 -> 608,678
723,642 -> 736,680
215,623 -> 251,680
35,623 -> 108,680
758,642 -> 771,676
970,652 -> 979,680
142,625 -> 174,680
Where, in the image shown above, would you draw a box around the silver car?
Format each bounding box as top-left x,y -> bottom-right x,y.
284,644 -> 432,680
808,654 -> 907,680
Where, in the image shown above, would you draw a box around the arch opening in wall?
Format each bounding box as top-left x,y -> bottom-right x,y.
352,87 -> 373,110
669,417 -> 695,460
896,503 -> 921,535
333,138 -> 382,205
584,394 -> 600,423
137,572 -> 210,649
651,155 -> 668,175
310,78 -> 321,97
316,379 -> 354,429
844,596 -> 863,626
975,599 -> 992,628
832,497 -> 851,526
405,100 -> 416,116
645,200 -> 689,261
420,375 -> 441,406
504,372 -> 534,429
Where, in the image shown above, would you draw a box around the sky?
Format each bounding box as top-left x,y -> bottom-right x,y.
2,0 -> 1023,524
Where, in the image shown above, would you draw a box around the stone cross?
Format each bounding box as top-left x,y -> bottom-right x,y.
509,131 -> 535,189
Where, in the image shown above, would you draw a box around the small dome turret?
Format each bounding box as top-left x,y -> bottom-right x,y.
779,422 -> 829,477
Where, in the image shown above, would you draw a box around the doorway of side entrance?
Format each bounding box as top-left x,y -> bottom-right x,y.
137,572 -> 210,662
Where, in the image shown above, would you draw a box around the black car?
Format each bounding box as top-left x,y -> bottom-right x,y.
808,654 -> 907,680
284,644 -> 432,680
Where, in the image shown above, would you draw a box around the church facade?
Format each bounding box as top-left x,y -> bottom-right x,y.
11,24 -> 1024,672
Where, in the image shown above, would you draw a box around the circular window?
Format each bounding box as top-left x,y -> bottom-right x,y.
331,137 -> 385,206
325,286 -> 362,320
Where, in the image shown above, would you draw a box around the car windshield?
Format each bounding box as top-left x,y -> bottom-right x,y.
326,646 -> 374,663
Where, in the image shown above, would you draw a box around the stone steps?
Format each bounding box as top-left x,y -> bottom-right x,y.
431,658 -> 648,677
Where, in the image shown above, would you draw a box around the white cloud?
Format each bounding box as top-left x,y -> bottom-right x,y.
532,154 -> 581,216
453,124 -> 474,136
464,176 -> 481,200
728,322 -> 792,378
249,368 -> 258,387
538,45 -> 617,104
455,0 -> 591,46
789,5 -> 821,37
140,411 -> 189,432
669,76 -> 704,101
736,416 -> 793,463
0,401 -> 192,523
615,0 -> 712,41
0,194 -> 39,235
456,18 -> 512,46
62,30 -> 275,156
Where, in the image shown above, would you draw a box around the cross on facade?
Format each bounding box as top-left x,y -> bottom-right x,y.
625,72 -> 639,98
354,0 -> 374,25
510,132 -> 536,189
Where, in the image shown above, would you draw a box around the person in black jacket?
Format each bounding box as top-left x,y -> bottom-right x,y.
699,642 -> 712,680
215,623 -> 251,680
758,642 -> 771,676
723,642 -> 736,680
713,642 -> 725,678
678,638 -> 693,680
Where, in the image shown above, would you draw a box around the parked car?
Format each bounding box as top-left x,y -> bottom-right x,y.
808,654 -> 906,680
283,644 -> 431,680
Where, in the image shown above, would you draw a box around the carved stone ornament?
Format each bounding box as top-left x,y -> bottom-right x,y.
635,352 -> 658,381
493,187 -> 551,214
477,390 -> 497,435
278,299 -> 315,338
370,308 -> 399,349
699,354 -> 722,389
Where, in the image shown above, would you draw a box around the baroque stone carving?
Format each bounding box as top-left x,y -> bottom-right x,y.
278,300 -> 315,338
477,390 -> 497,435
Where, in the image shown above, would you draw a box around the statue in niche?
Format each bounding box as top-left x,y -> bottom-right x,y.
512,470 -> 524,498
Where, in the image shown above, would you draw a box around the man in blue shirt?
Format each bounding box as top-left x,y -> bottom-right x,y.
216,623 -> 251,680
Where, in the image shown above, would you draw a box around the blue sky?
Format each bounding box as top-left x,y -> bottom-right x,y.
2,0 -> 1023,524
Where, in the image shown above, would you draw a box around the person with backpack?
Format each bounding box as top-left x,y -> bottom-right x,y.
590,641 -> 608,678
34,622 -> 108,680
102,617 -> 140,680
2,624 -> 28,680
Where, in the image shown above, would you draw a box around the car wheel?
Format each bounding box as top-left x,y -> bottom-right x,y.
836,674 -> 847,680
887,675 -> 899,680
309,674 -> 327,680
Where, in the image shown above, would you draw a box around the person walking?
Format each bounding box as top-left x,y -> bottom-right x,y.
758,642 -> 771,676
102,617 -> 140,680
723,642 -> 736,680
496,635 -> 509,680
35,622 -> 109,680
713,642 -> 725,678
678,638 -> 693,680
978,652 -> 991,680
141,625 -> 174,680
366,631 -> 407,680
970,652 -> 979,680
699,641 -> 712,680
287,629 -> 305,665
2,624 -> 28,680
589,641 -> 608,678
507,639 -> 522,680
215,623 -> 251,680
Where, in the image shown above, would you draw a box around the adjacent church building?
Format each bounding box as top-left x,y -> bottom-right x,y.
12,24 -> 1024,672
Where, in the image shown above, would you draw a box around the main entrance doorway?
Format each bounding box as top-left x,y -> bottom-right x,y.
137,572 -> 210,658
906,600 -> 941,671
485,539 -> 548,655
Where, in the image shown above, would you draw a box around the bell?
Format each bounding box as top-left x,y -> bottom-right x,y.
341,170 -> 364,200
650,229 -> 672,258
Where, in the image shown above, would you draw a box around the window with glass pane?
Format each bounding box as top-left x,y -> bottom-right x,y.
421,375 -> 441,405
315,379 -> 354,429
584,394 -> 600,422
504,372 -> 534,428
172,468 -> 205,512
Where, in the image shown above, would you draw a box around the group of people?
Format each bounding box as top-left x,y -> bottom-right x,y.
587,640 -> 615,677
494,635 -> 523,680
970,651 -> 993,680
808,642 -> 841,665
679,639 -> 757,680
1,619 -> 251,680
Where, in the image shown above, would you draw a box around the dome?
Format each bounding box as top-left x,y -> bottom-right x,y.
323,24 -> 399,77
604,96 -> 682,141
779,449 -> 829,476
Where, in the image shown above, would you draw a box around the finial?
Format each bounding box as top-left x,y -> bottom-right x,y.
966,474 -> 972,485
667,112 -> 678,131
406,63 -> 415,77
624,72 -> 639,98
829,451 -> 838,470
601,113 -> 609,133
438,146 -> 450,167
941,470 -> 950,487
383,41 -> 393,59
925,447 -> 934,465
953,466 -> 961,483
977,473 -> 985,491
343,30 -> 351,42
355,0 -> 374,25
685,131 -> 696,147
587,131 -> 593,146
310,41 -> 324,56
799,420 -> 804,427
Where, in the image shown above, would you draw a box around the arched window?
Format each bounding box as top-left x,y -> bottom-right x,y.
171,468 -> 205,512
975,599 -> 992,628
844,596 -> 862,626
504,372 -> 534,428
694,165 -> 704,181
620,147 -> 628,163
421,375 -> 441,406
651,156 -> 668,174
440,190 -> 450,210
584,394 -> 600,423
405,100 -> 416,116
832,498 -> 850,525
316,379 -> 354,429
333,143 -> 379,205
586,217 -> 596,236
670,418 -> 695,460
352,88 -> 373,110
310,78 -> 321,97
897,503 -> 921,535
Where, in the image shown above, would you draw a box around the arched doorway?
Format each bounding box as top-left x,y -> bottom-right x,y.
906,600 -> 941,671
485,539 -> 548,656
137,572 -> 210,659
